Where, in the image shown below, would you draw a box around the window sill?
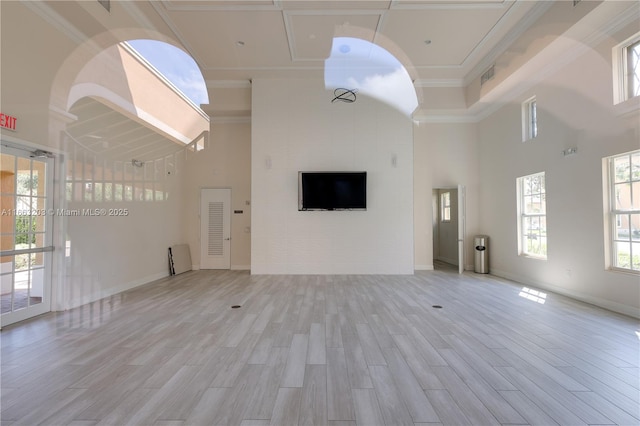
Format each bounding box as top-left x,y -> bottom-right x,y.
613,96 -> 640,118
607,267 -> 640,276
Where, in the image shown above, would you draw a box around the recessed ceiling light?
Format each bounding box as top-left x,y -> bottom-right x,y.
424,39 -> 432,45
236,41 -> 245,47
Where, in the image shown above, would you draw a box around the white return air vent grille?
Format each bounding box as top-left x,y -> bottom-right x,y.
208,202 -> 224,256
481,65 -> 495,86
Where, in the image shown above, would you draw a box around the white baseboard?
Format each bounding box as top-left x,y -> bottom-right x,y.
415,265 -> 434,271
232,265 -> 251,271
490,268 -> 640,319
65,271 -> 168,311
436,256 -> 458,266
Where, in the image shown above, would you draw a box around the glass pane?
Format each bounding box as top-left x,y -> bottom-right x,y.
94,182 -> 103,202
523,177 -> 532,196
615,183 -> 632,210
523,195 -> 531,214
12,265 -> 29,311
1,153 -> 16,195
16,158 -> 32,195
614,155 -> 631,183
28,268 -> 44,307
629,41 -> 640,98
15,215 -> 33,249
32,161 -> 46,196
114,184 -> 123,202
632,152 -> 640,181
104,183 -> 113,202
66,182 -> 73,202
15,253 -> 30,272
632,213 -> 640,242
1,273 -> 14,314
32,232 -> 45,250
615,214 -> 631,241
16,195 -> 31,213
33,197 -> 46,233
530,101 -> 537,138
615,241 -> 631,268
538,236 -> 547,257
633,181 -> 640,210
633,243 -> 640,270
532,194 -> 542,214
84,182 -> 93,202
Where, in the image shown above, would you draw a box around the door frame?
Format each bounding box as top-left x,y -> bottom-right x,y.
432,184 -> 466,274
0,142 -> 56,326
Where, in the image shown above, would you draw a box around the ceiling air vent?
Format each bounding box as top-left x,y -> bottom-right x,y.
98,0 -> 110,12
480,65 -> 495,86
573,0 -> 582,6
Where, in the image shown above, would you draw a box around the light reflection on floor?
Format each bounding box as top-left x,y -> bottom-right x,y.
519,286 -> 547,304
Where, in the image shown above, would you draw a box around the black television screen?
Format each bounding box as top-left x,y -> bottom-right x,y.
298,172 -> 366,211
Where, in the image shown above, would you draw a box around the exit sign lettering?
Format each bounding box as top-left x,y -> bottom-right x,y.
0,113 -> 17,131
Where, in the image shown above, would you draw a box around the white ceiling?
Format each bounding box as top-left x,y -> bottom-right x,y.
33,0 -> 630,161
145,0 -> 550,84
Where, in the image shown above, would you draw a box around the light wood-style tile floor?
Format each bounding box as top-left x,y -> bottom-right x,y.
1,269 -> 639,426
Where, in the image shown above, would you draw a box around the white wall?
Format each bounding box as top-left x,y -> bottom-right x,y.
477,25 -> 640,317
251,78 -> 414,274
0,2 -> 200,310
413,122 -> 480,271
183,120 -> 252,270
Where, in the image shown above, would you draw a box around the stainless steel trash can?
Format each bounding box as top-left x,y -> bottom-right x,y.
474,235 -> 489,274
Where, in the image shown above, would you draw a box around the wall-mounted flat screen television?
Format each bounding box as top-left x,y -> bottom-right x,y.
298,171 -> 367,211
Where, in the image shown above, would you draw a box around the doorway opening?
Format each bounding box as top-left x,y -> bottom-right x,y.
432,185 -> 466,273
1,144 -> 54,326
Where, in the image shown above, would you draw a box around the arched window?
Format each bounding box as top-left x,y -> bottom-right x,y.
324,37 -> 417,116
127,39 -> 209,106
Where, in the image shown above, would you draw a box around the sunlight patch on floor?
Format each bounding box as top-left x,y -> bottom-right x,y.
519,287 -> 547,304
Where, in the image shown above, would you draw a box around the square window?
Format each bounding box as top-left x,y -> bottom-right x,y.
441,191 -> 451,222
517,172 -> 547,259
522,96 -> 537,141
606,150 -> 640,272
613,32 -> 640,104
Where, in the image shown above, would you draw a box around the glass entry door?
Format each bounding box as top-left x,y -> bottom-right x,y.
1,145 -> 54,326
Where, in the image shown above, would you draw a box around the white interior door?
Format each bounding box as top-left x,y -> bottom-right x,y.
200,188 -> 231,269
457,184 -> 466,274
1,145 -> 54,326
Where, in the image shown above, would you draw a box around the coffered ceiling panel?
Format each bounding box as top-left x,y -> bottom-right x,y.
380,4 -> 514,67
161,0 -> 278,11
282,1 -> 391,10
287,13 -> 382,60
137,0 -> 556,82
164,10 -> 291,69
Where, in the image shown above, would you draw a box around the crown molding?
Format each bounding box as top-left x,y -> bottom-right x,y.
23,0 -> 101,54
205,80 -> 253,89
210,116 -> 252,124
413,79 -> 464,88
464,1 -> 553,87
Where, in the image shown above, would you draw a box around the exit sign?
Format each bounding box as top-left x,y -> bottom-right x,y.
0,113 -> 17,131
